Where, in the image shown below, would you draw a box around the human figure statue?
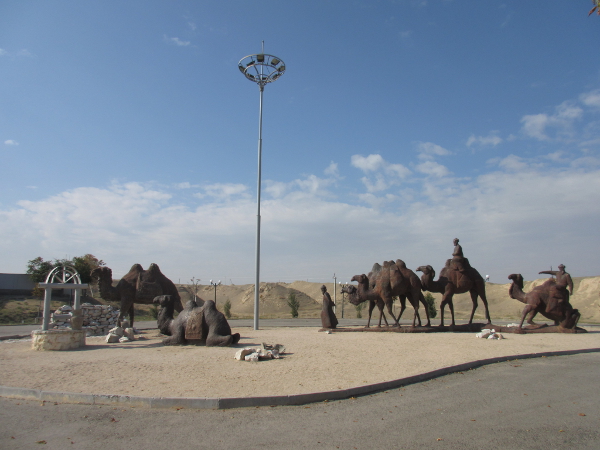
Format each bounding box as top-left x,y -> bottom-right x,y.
539,264 -> 574,315
320,285 -> 338,329
451,238 -> 467,273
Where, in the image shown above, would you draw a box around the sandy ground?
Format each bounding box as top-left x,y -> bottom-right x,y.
1,326 -> 599,399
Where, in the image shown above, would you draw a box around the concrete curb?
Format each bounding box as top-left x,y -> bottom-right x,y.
1,347 -> 599,410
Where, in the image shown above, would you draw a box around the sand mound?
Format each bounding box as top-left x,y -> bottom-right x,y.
162,276 -> 600,322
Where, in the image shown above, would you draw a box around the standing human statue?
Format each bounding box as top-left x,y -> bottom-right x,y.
539,264 -> 574,315
320,285 -> 338,329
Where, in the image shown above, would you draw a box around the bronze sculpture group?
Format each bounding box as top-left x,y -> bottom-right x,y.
338,238 -> 581,333
93,238 -> 582,345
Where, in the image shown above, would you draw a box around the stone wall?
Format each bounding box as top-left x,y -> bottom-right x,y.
49,303 -> 119,336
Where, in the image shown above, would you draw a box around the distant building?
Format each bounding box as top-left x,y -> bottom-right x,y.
0,273 -> 35,295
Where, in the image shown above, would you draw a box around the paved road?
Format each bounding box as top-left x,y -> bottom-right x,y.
1,352 -> 598,449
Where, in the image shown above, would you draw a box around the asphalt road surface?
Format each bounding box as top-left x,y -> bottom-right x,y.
1,352 -> 598,449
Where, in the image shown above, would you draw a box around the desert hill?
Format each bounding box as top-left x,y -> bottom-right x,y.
182,276 -> 600,323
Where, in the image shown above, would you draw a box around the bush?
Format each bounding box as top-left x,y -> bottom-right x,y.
287,293 -> 300,318
355,302 -> 363,319
424,292 -> 437,319
223,299 -> 232,319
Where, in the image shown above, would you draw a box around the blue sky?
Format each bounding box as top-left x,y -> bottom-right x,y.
1,1 -> 599,285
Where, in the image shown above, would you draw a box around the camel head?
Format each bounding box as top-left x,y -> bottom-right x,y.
507,273 -> 524,290
351,274 -> 369,285
340,284 -> 357,295
153,295 -> 173,308
90,266 -> 112,282
416,265 -> 434,276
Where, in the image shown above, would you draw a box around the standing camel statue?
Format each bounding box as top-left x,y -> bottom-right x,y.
417,261 -> 491,327
344,260 -> 430,328
91,263 -> 183,327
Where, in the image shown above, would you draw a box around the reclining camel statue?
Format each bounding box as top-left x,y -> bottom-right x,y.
154,295 -> 240,346
508,273 -> 580,332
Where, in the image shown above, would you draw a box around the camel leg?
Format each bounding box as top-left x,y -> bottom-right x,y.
396,296 -> 407,322
517,305 -> 536,332
119,296 -> 134,328
163,324 -> 186,345
526,310 -> 537,325
377,301 -> 391,327
128,305 -> 134,328
468,290 -> 478,324
418,292 -> 431,327
447,300 -> 456,327
366,300 -> 376,328
383,299 -> 399,327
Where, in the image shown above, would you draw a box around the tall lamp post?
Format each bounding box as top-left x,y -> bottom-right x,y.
238,42 -> 286,331
210,280 -> 221,305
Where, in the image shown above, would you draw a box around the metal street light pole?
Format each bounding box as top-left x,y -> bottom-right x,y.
238,42 -> 286,331
210,280 -> 221,305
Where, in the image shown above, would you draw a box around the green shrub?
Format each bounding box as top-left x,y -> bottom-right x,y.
223,299 -> 232,319
287,293 -> 300,318
355,302 -> 363,319
424,292 -> 437,319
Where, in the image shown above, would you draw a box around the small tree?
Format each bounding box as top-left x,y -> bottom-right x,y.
287,292 -> 300,318
181,277 -> 202,302
424,292 -> 437,319
223,299 -> 232,319
355,302 -> 363,319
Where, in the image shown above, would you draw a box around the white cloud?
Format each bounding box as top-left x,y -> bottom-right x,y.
415,160 -> 450,177
351,154 -> 385,172
4,140 -> 19,146
466,133 -> 502,148
416,142 -> 451,159
497,154 -> 528,171
521,101 -> 583,141
163,35 -> 191,46
196,183 -> 249,200
580,89 -> 600,108
1,162 -> 599,285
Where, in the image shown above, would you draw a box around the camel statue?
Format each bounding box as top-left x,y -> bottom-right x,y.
154,295 -> 240,346
91,263 -> 183,327
417,261 -> 491,327
344,260 -> 430,328
508,274 -> 580,331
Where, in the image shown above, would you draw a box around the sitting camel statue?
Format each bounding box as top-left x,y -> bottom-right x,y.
508,274 -> 580,331
154,295 -> 240,346
344,260 -> 431,328
91,263 -> 183,327
417,261 -> 491,327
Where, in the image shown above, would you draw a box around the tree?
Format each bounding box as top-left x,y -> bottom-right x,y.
181,277 -> 202,302
287,292 -> 300,318
355,302 -> 363,319
424,292 -> 437,319
223,299 -> 232,319
26,254 -> 105,284
590,0 -> 600,16
26,257 -> 55,283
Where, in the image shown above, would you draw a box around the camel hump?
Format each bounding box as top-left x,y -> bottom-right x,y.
395,259 -> 407,269
371,263 -> 383,276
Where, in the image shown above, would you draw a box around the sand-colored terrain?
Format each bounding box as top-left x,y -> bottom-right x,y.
191,276 -> 600,323
1,326 -> 598,399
